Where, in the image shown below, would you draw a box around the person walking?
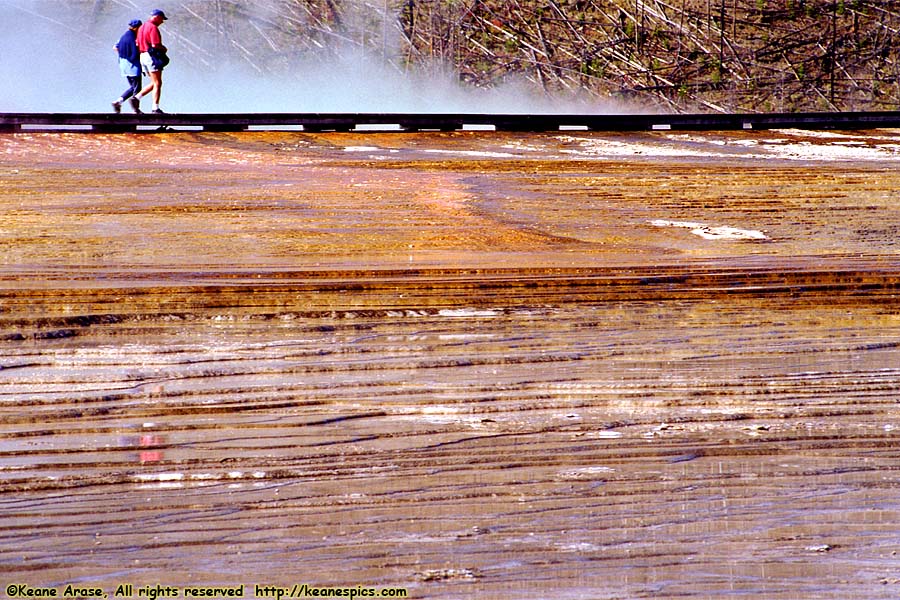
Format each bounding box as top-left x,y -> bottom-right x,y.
111,19 -> 143,114
134,9 -> 169,114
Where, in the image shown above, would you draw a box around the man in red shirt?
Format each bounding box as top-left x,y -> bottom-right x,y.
135,9 -> 169,114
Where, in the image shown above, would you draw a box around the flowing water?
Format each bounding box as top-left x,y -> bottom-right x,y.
1,129 -> 900,599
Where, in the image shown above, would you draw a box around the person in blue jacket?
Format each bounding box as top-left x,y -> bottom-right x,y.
111,19 -> 143,114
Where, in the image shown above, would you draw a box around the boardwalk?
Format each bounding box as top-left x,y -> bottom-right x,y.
2,129 -> 900,598
4,110 -> 900,133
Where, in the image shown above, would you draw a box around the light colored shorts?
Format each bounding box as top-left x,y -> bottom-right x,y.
119,57 -> 140,78
140,52 -> 161,75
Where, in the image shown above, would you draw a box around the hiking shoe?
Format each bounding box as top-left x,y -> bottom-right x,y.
130,97 -> 142,114
152,108 -> 166,114
111,101 -> 122,114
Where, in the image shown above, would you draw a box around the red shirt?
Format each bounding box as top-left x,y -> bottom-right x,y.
136,21 -> 162,52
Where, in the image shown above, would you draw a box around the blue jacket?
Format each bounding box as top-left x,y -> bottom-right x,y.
116,29 -> 140,68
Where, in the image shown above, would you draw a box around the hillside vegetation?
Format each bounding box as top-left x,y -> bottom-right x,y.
407,0 -> 900,112
88,0 -> 900,112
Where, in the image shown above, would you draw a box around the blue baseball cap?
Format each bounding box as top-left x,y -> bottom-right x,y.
128,19 -> 142,28
151,9 -> 167,20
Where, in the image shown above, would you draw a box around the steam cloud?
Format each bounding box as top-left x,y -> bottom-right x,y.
1,0 -> 623,114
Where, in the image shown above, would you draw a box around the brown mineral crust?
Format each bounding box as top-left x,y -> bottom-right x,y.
1,130 -> 899,598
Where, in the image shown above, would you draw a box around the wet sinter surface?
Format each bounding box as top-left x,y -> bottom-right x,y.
1,130 -> 900,599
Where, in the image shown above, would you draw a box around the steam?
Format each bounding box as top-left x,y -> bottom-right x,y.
1,0 -> 624,114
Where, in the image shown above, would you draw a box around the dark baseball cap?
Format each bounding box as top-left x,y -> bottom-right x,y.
151,9 -> 167,20
128,19 -> 142,28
